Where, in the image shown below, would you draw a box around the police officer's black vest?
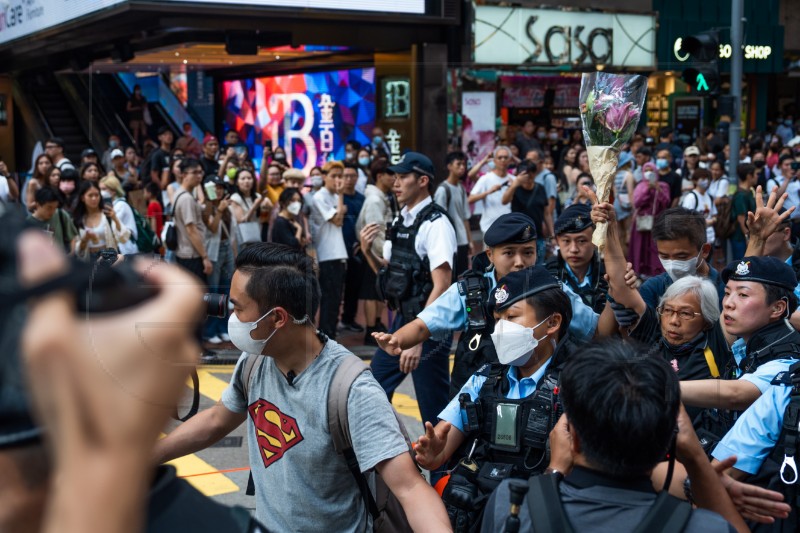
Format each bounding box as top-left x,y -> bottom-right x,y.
450,265 -> 497,396
545,253 -> 607,314
378,201 -> 450,322
460,334 -> 577,477
742,360 -> 800,533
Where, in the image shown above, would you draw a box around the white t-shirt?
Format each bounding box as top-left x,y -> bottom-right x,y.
113,198 -> 139,255
707,178 -> 730,199
471,172 -> 512,233
0,176 -> 9,203
680,189 -> 716,243
382,196 -> 456,272
310,187 -> 347,262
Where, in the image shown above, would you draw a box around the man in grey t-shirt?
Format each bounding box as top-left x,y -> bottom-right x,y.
434,151 -> 474,276
153,244 -> 450,532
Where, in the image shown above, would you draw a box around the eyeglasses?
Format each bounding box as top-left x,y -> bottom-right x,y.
656,306 -> 702,321
495,155 -> 510,160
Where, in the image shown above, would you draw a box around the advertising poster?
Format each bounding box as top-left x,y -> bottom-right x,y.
221,67 -> 376,175
461,91 -> 496,172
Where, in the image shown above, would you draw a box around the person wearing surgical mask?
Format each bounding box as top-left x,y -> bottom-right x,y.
272,188 -> 308,252
655,148 -> 682,207
680,168 -> 717,246
413,265 -> 579,521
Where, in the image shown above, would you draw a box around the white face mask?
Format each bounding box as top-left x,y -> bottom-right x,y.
490,316 -> 551,367
287,201 -> 302,216
228,309 -> 277,355
660,252 -> 702,282
311,176 -> 323,188
101,190 -> 113,200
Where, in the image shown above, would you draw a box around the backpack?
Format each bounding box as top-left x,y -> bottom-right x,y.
526,474 -> 693,533
164,192 -> 187,251
117,198 -> 159,253
240,352 -> 416,533
713,195 -> 736,240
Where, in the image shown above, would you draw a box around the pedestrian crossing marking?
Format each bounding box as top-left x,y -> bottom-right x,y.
167,452 -> 240,496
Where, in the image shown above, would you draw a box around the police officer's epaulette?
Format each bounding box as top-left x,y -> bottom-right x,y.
476,363 -> 506,378
771,371 -> 794,386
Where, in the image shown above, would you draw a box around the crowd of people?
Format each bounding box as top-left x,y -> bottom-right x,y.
4,113 -> 800,532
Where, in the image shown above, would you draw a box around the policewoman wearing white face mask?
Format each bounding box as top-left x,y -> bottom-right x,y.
271,188 -> 308,252
413,265 -> 579,531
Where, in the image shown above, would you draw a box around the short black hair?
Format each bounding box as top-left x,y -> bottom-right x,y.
60,167 -> 79,183
342,161 -> 360,173
659,126 -> 674,138
652,207 -> 707,249
446,151 -> 467,166
34,186 -> 60,206
636,147 -> 652,157
764,284 -> 799,316
345,140 -> 362,151
524,287 -> 572,340
179,157 -> 202,174
560,340 -> 680,477
779,154 -> 794,166
370,158 -> 390,177
46,137 -> 64,148
737,163 -> 756,183
278,187 -> 302,208
235,243 -> 320,320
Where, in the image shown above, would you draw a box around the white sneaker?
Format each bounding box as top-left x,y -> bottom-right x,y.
220,333 -> 231,342
206,335 -> 223,344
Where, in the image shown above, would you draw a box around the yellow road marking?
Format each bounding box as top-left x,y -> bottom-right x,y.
193,368 -> 230,402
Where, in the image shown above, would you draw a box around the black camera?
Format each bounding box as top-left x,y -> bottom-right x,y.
791,161 -> 800,171
97,247 -> 118,265
203,293 -> 228,318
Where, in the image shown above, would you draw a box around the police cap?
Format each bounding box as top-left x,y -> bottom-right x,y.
387,152 -> 435,178
489,265 -> 560,311
484,213 -> 537,247
721,256 -> 798,292
554,204 -> 594,235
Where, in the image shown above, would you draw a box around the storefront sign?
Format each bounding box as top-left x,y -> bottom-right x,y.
462,91 -> 496,171
381,77 -> 411,119
385,129 -> 402,164
672,97 -> 703,138
221,67 -> 376,175
164,0 -> 425,13
0,0 -> 125,46
474,6 -> 656,68
673,38 -> 772,62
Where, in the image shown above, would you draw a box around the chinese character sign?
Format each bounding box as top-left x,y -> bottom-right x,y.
221,68 -> 376,175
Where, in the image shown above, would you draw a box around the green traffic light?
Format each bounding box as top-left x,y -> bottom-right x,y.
696,73 -> 709,92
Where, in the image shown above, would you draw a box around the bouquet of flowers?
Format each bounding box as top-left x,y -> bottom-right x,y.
579,72 -> 648,249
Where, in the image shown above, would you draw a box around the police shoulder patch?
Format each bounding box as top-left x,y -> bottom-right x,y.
771,371 -> 793,386
457,279 -> 467,295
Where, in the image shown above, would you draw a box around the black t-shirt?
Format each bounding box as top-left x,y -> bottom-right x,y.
658,170 -> 682,202
271,215 -> 302,251
142,148 -> 171,185
200,156 -> 220,179
511,184 -> 547,237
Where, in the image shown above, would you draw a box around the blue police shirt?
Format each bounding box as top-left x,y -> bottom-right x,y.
640,268 -> 726,308
416,268 -> 598,343
564,263 -> 592,289
712,383 -> 791,474
730,337 -> 796,393
438,360 -> 553,432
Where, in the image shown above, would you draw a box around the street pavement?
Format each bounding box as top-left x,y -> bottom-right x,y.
166,309 -> 451,512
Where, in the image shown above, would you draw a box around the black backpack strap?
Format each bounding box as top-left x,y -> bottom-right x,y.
631,491 -> 693,533
527,474 -> 574,533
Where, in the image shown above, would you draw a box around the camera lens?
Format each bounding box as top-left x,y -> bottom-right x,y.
203,293 -> 228,318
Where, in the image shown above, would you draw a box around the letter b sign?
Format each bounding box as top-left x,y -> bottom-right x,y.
382,78 -> 411,119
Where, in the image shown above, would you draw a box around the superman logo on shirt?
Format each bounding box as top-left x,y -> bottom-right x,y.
248,399 -> 304,467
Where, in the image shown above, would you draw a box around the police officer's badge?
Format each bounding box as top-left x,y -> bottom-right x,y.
521,226 -> 532,241
735,261 -> 751,276
494,285 -> 509,304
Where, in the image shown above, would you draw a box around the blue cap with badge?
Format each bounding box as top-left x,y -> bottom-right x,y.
489,265 -> 560,311
554,204 -> 594,235
387,151 -> 435,178
484,213 -> 538,247
722,256 -> 798,292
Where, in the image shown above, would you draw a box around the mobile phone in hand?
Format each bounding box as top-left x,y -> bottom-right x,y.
264,139 -> 272,151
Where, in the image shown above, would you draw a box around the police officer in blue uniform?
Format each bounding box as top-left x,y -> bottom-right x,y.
373,213 -> 599,397
545,203 -> 608,314
412,266 -> 580,532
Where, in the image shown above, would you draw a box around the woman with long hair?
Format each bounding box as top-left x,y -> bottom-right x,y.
270,188 -> 307,252
47,167 -> 62,189
58,168 -> 80,214
26,153 -> 53,210
72,181 -> 130,260
568,148 -> 590,191
230,168 -> 269,246
80,162 -> 102,183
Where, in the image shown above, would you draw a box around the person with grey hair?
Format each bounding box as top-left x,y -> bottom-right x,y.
468,145 -> 514,236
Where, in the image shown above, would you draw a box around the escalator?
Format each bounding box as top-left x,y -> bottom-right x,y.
21,75 -> 92,165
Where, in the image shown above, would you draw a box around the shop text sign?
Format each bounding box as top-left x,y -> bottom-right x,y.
673,38 -> 772,62
474,6 -> 655,68
162,0 -> 424,14
0,0 -> 124,46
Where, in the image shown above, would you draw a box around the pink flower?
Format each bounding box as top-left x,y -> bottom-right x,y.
602,102 -> 638,134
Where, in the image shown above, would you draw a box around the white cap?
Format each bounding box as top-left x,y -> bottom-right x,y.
110,148 -> 124,159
